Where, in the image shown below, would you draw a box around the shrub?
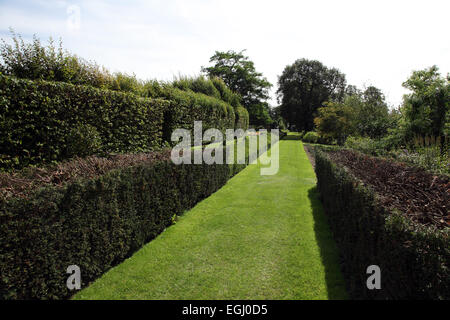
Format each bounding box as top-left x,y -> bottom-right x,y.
108,72 -> 143,94
65,124 -> 102,158
314,149 -> 449,299
395,136 -> 449,175
345,135 -> 449,174
0,30 -> 113,88
344,136 -> 384,156
302,131 -> 319,143
314,101 -> 354,145
0,74 -> 167,171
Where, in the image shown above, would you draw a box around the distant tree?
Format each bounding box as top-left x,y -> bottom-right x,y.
355,86 -> 391,138
400,66 -> 449,138
247,102 -> 273,128
315,85 -> 393,142
202,50 -> 273,126
277,59 -> 347,132
269,106 -> 286,129
345,84 -> 360,96
314,101 -> 354,145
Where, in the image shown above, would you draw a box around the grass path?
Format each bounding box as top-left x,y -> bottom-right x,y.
75,134 -> 347,300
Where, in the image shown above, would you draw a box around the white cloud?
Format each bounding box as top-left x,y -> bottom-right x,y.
0,0 -> 448,107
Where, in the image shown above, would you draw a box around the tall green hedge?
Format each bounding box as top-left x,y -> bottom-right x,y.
0,136 -> 273,299
156,76 -> 248,142
314,149 -> 449,299
170,76 -> 242,109
0,73 -> 250,170
172,76 -> 222,100
0,74 -> 168,171
234,106 -> 249,130
159,87 -> 235,143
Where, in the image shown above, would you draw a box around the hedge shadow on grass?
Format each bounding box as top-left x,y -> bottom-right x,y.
281,135 -> 302,141
307,186 -> 349,300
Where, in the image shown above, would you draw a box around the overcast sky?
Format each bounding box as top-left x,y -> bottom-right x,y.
0,0 -> 449,108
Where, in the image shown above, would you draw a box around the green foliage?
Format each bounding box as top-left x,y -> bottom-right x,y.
0,33 -> 248,167
400,66 -> 449,139
202,50 -> 272,105
0,138 -> 272,299
0,72 -> 246,171
247,102 -> 273,128
344,136 -> 386,156
210,76 -> 241,107
319,86 -> 393,141
155,86 -> 235,144
166,75 -> 249,132
202,50 -> 272,125
314,149 -> 449,299
277,59 -> 347,132
314,101 -> 354,144
345,135 -> 449,174
269,106 -> 286,130
65,124 -> 102,158
172,75 -> 221,100
0,158 -> 227,299
394,136 -> 449,175
109,72 -> 143,94
351,86 -> 392,139
140,75 -> 250,141
302,131 -> 319,144
0,74 -> 167,171
142,79 -> 165,98
74,138 -> 347,300
0,30 -> 113,88
234,106 -> 249,130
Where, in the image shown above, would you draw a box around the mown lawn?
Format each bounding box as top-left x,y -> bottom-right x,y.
74,133 -> 347,300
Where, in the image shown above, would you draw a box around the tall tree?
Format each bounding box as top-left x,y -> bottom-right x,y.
356,86 -> 391,138
202,50 -> 273,126
276,59 -> 347,131
400,66 -> 449,138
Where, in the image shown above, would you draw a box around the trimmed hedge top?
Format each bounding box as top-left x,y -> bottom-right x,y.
0,74 -> 168,171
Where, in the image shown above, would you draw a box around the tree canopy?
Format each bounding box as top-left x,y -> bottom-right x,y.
202,50 -> 273,127
313,85 -> 395,144
353,86 -> 391,139
400,65 -> 449,138
276,59 -> 347,131
314,101 -> 354,145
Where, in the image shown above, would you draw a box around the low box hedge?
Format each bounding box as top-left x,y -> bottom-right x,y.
0,155 -> 227,299
314,148 -> 449,299
0,136 -> 273,299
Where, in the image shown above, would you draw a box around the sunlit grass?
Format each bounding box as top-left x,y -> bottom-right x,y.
74,134 -> 347,300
